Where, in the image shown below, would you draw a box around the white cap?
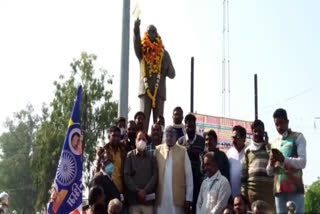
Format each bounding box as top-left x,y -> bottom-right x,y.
0,192 -> 8,200
0,192 -> 9,205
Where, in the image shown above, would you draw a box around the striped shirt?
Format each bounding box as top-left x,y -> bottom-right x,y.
241,141 -> 273,193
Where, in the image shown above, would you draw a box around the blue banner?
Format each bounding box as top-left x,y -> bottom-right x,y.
47,86 -> 83,214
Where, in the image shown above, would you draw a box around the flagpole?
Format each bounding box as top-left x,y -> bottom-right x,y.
119,0 -> 130,120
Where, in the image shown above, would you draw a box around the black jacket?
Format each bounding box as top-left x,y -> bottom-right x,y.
89,172 -> 121,207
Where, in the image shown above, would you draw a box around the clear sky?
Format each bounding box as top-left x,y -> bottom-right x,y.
0,0 -> 319,185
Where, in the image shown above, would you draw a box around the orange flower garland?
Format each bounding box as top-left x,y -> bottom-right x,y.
141,32 -> 164,108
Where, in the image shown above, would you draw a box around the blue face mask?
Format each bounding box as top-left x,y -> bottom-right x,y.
105,163 -> 114,175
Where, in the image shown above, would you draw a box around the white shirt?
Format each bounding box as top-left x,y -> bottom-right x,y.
282,132 -> 307,169
227,146 -> 246,197
156,148 -> 193,214
196,170 -> 231,214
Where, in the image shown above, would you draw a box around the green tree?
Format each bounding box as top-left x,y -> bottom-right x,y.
305,179 -> 320,213
0,104 -> 39,213
31,52 -> 118,210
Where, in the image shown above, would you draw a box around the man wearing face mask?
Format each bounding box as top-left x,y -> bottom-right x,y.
155,126 -> 193,214
104,126 -> 127,197
89,154 -> 121,212
124,131 -> 158,214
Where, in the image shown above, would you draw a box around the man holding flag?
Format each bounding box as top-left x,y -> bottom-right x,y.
47,86 -> 83,214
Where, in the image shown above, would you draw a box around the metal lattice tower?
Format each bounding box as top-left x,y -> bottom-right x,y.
222,0 -> 230,117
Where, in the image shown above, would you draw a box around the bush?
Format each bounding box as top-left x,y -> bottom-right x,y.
305,180 -> 320,213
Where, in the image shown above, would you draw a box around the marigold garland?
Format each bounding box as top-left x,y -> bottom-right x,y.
141,32 -> 164,108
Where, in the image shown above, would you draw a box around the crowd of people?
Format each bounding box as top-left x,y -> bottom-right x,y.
84,107 -> 306,214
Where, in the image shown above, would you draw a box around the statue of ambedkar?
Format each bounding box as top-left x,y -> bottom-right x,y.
133,19 -> 175,132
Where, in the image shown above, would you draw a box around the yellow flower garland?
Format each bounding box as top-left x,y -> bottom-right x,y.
141,32 -> 164,108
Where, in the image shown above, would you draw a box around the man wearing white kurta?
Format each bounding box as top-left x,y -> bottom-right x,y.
155,126 -> 193,214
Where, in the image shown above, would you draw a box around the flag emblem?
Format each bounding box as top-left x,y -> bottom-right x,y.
56,150 -> 77,186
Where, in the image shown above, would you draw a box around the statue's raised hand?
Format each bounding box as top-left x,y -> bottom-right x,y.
134,19 -> 141,34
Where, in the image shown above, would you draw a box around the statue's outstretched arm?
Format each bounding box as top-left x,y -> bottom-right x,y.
133,19 -> 142,61
165,51 -> 175,79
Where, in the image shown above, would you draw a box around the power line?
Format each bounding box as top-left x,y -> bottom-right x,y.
260,88 -> 312,113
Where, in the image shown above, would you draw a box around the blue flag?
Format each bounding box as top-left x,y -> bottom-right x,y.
47,86 -> 83,214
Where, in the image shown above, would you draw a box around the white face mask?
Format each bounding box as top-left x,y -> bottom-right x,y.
137,140 -> 146,151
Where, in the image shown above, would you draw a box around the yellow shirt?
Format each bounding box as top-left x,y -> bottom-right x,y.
111,149 -> 123,193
